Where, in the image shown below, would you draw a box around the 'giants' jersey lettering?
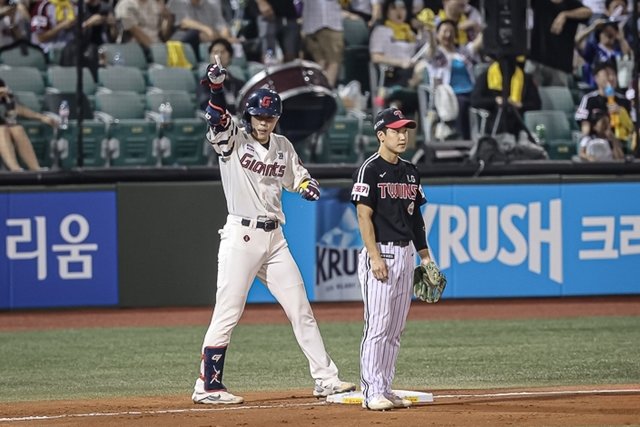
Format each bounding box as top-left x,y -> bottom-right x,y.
240,153 -> 286,177
377,183 -> 419,199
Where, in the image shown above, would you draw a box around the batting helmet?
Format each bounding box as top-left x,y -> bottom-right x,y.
242,88 -> 282,133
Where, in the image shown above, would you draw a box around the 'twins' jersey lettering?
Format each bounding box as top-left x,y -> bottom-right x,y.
240,152 -> 286,177
377,183 -> 419,199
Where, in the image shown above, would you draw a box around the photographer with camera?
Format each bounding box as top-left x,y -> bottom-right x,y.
0,79 -> 57,172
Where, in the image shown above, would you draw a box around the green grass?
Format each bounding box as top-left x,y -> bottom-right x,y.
0,316 -> 639,402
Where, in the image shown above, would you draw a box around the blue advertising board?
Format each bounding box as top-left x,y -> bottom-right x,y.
0,191 -> 118,309
258,181 -> 640,303
424,182 -> 640,297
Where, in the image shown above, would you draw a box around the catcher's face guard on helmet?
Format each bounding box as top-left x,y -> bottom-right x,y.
242,88 -> 282,133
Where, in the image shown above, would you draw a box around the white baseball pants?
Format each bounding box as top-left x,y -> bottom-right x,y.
195,216 -> 339,393
358,243 -> 414,401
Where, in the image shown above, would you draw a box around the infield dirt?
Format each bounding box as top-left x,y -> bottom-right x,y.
1,297 -> 639,426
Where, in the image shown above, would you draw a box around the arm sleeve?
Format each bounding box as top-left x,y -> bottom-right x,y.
412,207 -> 428,252
205,88 -> 236,156
412,178 -> 428,252
209,86 -> 227,113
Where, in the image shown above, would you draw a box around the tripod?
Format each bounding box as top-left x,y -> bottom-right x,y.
489,56 -> 537,144
491,56 -> 537,144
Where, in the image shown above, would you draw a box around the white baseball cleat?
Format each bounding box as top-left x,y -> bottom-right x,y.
192,390 -> 244,404
313,380 -> 357,397
385,393 -> 412,408
362,394 -> 394,411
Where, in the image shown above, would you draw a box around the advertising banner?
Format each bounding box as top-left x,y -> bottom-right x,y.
0,191 -> 118,309
309,181 -> 640,301
424,182 -> 640,297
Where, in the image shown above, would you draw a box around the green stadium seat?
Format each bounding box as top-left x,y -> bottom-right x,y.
40,92 -> 106,169
95,91 -> 157,166
47,66 -> 97,96
19,121 -> 54,168
341,17 -> 370,91
0,45 -> 47,72
524,110 -> 577,160
0,66 -> 46,97
318,115 -> 360,163
98,66 -> 146,94
537,86 -> 579,131
100,43 -> 149,70
15,91 -> 41,112
146,91 -> 209,166
148,67 -> 197,93
53,121 -> 110,169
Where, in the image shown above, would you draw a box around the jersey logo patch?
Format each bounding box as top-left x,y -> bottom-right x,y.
351,183 -> 370,197
277,151 -> 284,159
243,235 -> 250,242
380,253 -> 395,259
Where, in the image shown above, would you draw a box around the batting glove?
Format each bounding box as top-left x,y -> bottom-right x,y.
205,101 -> 229,130
299,178 -> 320,201
200,63 -> 227,92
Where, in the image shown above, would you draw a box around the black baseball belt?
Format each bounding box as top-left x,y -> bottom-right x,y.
241,218 -> 279,231
379,241 -> 410,247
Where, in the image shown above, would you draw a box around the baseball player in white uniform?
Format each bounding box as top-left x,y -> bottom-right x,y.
351,107 -> 432,411
191,60 -> 356,405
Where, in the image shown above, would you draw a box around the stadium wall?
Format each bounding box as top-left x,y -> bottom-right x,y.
0,176 -> 638,309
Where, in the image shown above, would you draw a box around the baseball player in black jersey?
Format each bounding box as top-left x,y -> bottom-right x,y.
351,107 -> 433,411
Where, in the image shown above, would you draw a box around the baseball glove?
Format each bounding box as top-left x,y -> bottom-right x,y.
413,261 -> 447,303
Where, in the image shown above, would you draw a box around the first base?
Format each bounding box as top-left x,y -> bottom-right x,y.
326,389 -> 434,405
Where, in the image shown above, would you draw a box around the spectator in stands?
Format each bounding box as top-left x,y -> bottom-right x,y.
0,0 -> 30,45
58,0 -> 118,80
166,0 -> 231,62
369,0 -> 425,115
527,0 -> 592,87
30,0 -> 77,54
425,18 -> 482,139
575,59 -> 632,139
83,0 -> 118,45
416,0 -> 482,45
115,0 -> 172,49
578,108 -> 625,161
0,79 -> 56,171
197,38 -> 245,113
575,18 -> 631,87
255,0 -> 300,63
470,56 -> 542,139
301,0 -> 343,88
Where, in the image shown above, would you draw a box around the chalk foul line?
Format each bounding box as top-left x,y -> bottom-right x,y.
1,388 -> 639,423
